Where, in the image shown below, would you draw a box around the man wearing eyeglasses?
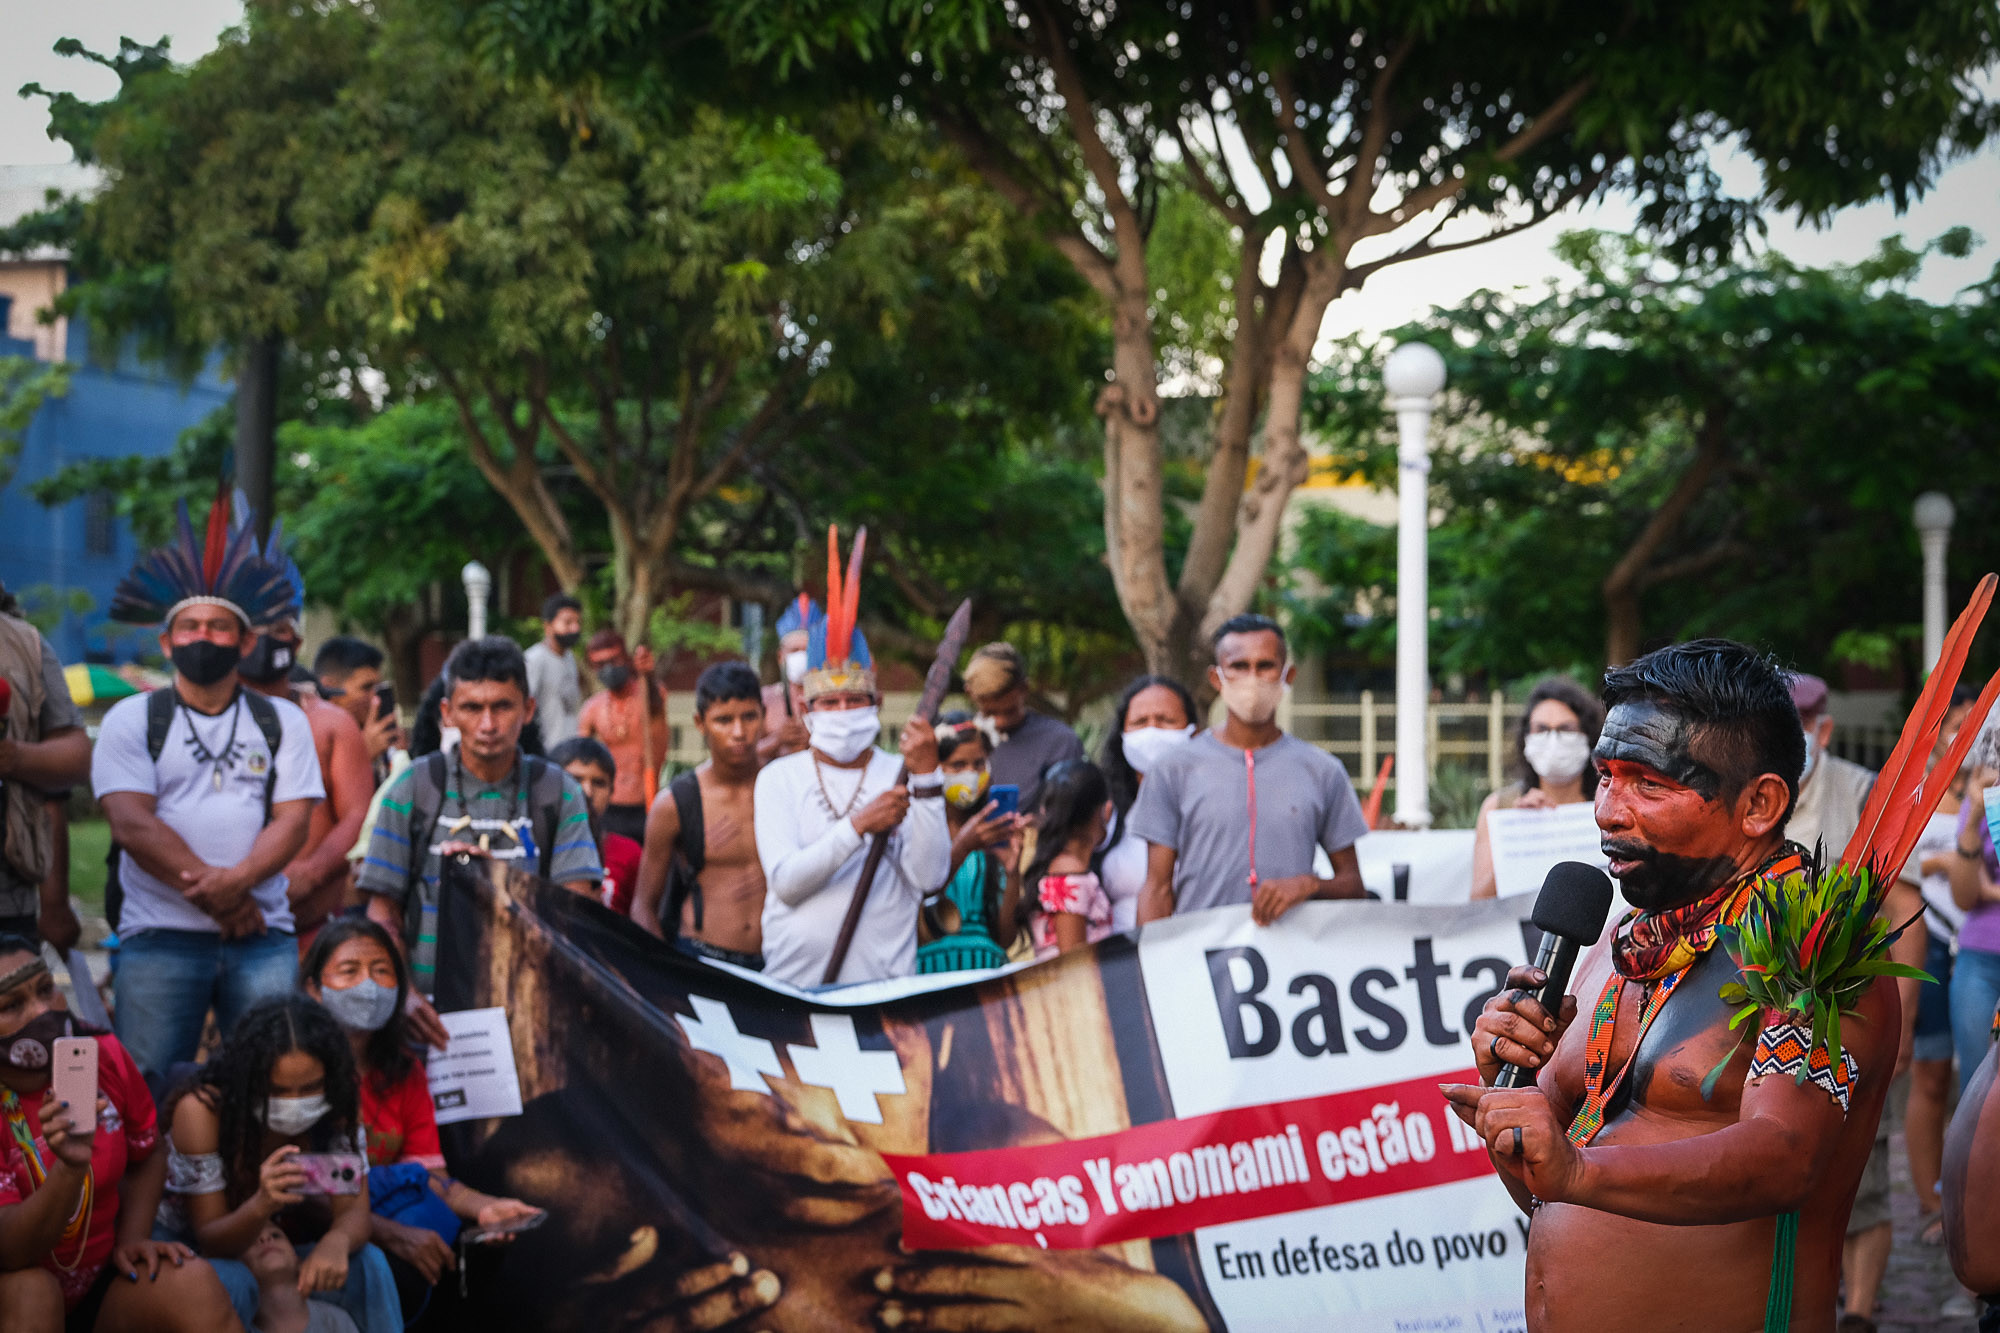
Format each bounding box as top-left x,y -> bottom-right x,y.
1132,614 -> 1366,926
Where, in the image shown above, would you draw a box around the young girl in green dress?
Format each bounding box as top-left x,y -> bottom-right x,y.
916,712 -> 1024,974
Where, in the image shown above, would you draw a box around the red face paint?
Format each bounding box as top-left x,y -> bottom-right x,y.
1594,717 -> 1749,912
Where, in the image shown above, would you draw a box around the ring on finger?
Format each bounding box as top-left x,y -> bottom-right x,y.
1489,1035 -> 1503,1062
1511,1126 -> 1523,1156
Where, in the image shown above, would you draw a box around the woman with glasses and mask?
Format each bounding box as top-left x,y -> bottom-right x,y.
299,919 -> 539,1317
0,933 -> 240,1333
159,996 -> 399,1333
1469,677 -> 1605,900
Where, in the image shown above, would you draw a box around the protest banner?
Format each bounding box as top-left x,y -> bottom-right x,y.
434,857 -> 1543,1332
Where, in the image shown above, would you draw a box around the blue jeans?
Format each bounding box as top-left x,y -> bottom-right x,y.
114,928 -> 298,1084
209,1241 -> 402,1333
1949,944 -> 2000,1094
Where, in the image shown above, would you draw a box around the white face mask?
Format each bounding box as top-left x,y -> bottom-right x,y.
805,706 -> 881,764
439,725 -> 461,753
261,1093 -> 330,1137
1121,724 -> 1195,774
1799,729 -> 1818,782
1523,731 -> 1592,783
1218,674 -> 1285,727
784,650 -> 809,683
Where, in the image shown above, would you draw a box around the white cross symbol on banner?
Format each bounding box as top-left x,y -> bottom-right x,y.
675,995 -> 782,1094
786,1012 -> 907,1124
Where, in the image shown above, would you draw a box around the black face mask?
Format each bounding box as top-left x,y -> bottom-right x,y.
597,664 -> 633,691
171,639 -> 242,687
237,635 -> 297,684
553,631 -> 581,651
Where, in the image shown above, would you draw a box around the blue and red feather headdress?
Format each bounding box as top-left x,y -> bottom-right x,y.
110,488 -> 303,631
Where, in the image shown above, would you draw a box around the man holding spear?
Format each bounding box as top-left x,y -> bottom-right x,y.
753,527 -> 952,987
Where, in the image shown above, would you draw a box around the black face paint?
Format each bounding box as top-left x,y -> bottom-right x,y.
1592,700 -> 1722,800
1600,838 -> 1741,912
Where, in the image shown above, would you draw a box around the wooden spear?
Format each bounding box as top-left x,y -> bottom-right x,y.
821,597 -> 973,985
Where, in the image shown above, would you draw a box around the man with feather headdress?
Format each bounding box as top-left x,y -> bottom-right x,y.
753,528 -> 949,987
1444,602 -> 1999,1330
90,495 -> 324,1081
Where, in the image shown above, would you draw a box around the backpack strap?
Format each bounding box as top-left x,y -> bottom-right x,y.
405,751 -> 451,903
144,687 -> 178,763
240,690 -> 284,823
522,755 -> 563,880
664,770 -> 705,933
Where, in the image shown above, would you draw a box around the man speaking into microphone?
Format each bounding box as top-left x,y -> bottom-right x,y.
1440,641 -> 1898,1332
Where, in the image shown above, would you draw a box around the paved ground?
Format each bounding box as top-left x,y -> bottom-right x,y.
1874,1077 -> 1979,1333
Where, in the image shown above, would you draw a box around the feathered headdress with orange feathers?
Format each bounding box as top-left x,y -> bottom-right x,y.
801,525 -> 874,701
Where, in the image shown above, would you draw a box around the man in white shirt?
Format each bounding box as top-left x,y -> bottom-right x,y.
754,531 -> 948,986
525,592 -> 584,746
94,502 -> 325,1082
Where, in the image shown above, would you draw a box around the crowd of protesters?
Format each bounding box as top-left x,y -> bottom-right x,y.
0,489 -> 1996,1331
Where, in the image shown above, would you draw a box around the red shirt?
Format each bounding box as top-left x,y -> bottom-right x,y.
0,1035 -> 159,1308
358,1060 -> 443,1171
601,832 -> 644,916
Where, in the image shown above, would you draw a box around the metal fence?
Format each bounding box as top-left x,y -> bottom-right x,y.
661,689 -> 1899,784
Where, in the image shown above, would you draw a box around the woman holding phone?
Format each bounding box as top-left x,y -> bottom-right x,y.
0,932 -> 239,1332
915,713 -> 1024,974
299,919 -> 541,1313
160,996 -> 399,1333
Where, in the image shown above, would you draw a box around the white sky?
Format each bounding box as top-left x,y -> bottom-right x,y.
6,2 -> 1997,337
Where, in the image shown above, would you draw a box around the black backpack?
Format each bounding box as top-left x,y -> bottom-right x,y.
403,750 -> 562,890
661,769 -> 706,936
104,687 -> 285,933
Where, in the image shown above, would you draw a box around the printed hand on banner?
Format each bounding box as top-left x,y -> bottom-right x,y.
1438,1083 -> 1585,1203
590,1246 -> 779,1333
871,1245 -> 1206,1332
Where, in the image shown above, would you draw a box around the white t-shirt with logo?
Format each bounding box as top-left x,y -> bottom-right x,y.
92,689 -> 324,935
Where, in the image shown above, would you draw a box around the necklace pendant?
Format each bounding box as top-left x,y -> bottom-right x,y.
212,767 -> 224,792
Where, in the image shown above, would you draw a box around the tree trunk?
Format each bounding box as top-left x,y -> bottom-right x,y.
1598,410 -> 1730,665
1097,285 -> 1178,676
234,336 -> 280,542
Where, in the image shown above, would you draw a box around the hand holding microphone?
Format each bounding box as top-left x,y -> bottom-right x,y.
1473,861 -> 1614,1089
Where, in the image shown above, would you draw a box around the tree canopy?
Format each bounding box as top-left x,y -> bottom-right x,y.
11,0 -> 1117,673
458,0 -> 2000,681
1292,231 -> 2000,686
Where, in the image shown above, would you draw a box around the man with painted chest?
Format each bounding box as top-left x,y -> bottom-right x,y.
1444,640 -> 1897,1332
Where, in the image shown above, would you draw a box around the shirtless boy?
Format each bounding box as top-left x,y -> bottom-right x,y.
1445,640 -> 1897,1332
631,663 -> 770,969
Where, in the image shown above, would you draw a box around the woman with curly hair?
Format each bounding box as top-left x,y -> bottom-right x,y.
160,996 -> 398,1333
1469,676 -> 1605,900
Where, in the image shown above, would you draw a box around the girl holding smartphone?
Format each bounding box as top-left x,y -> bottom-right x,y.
160,996 -> 399,1333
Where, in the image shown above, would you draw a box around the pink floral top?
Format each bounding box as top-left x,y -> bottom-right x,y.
1033,871 -> 1113,958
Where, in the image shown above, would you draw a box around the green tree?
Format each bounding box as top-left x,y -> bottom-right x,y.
0,357 -> 70,490
457,0 -> 2000,680
13,0 -> 1106,650
1296,232 -> 2000,682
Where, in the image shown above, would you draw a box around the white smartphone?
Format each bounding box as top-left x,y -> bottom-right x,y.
50,1037 -> 98,1134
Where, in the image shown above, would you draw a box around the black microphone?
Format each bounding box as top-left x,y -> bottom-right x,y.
1495,861 -> 1615,1089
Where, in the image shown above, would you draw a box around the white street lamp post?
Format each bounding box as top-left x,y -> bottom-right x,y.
462,560 -> 492,640
1913,492 -> 1954,672
1384,342 -> 1446,829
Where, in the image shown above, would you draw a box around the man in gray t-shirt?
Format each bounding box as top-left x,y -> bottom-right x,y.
0,611 -> 91,937
963,641 -> 1083,809
524,593 -> 584,745
1131,615 -> 1366,924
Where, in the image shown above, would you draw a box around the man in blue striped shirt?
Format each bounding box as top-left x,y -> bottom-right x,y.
359,636 -> 601,1044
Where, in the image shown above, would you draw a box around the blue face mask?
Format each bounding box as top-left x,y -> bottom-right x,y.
319,978 -> 399,1033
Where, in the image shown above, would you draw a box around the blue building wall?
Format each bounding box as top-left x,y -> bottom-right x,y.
0,295 -> 232,663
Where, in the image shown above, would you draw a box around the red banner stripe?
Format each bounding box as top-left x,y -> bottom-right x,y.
883,1069 -> 1494,1249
